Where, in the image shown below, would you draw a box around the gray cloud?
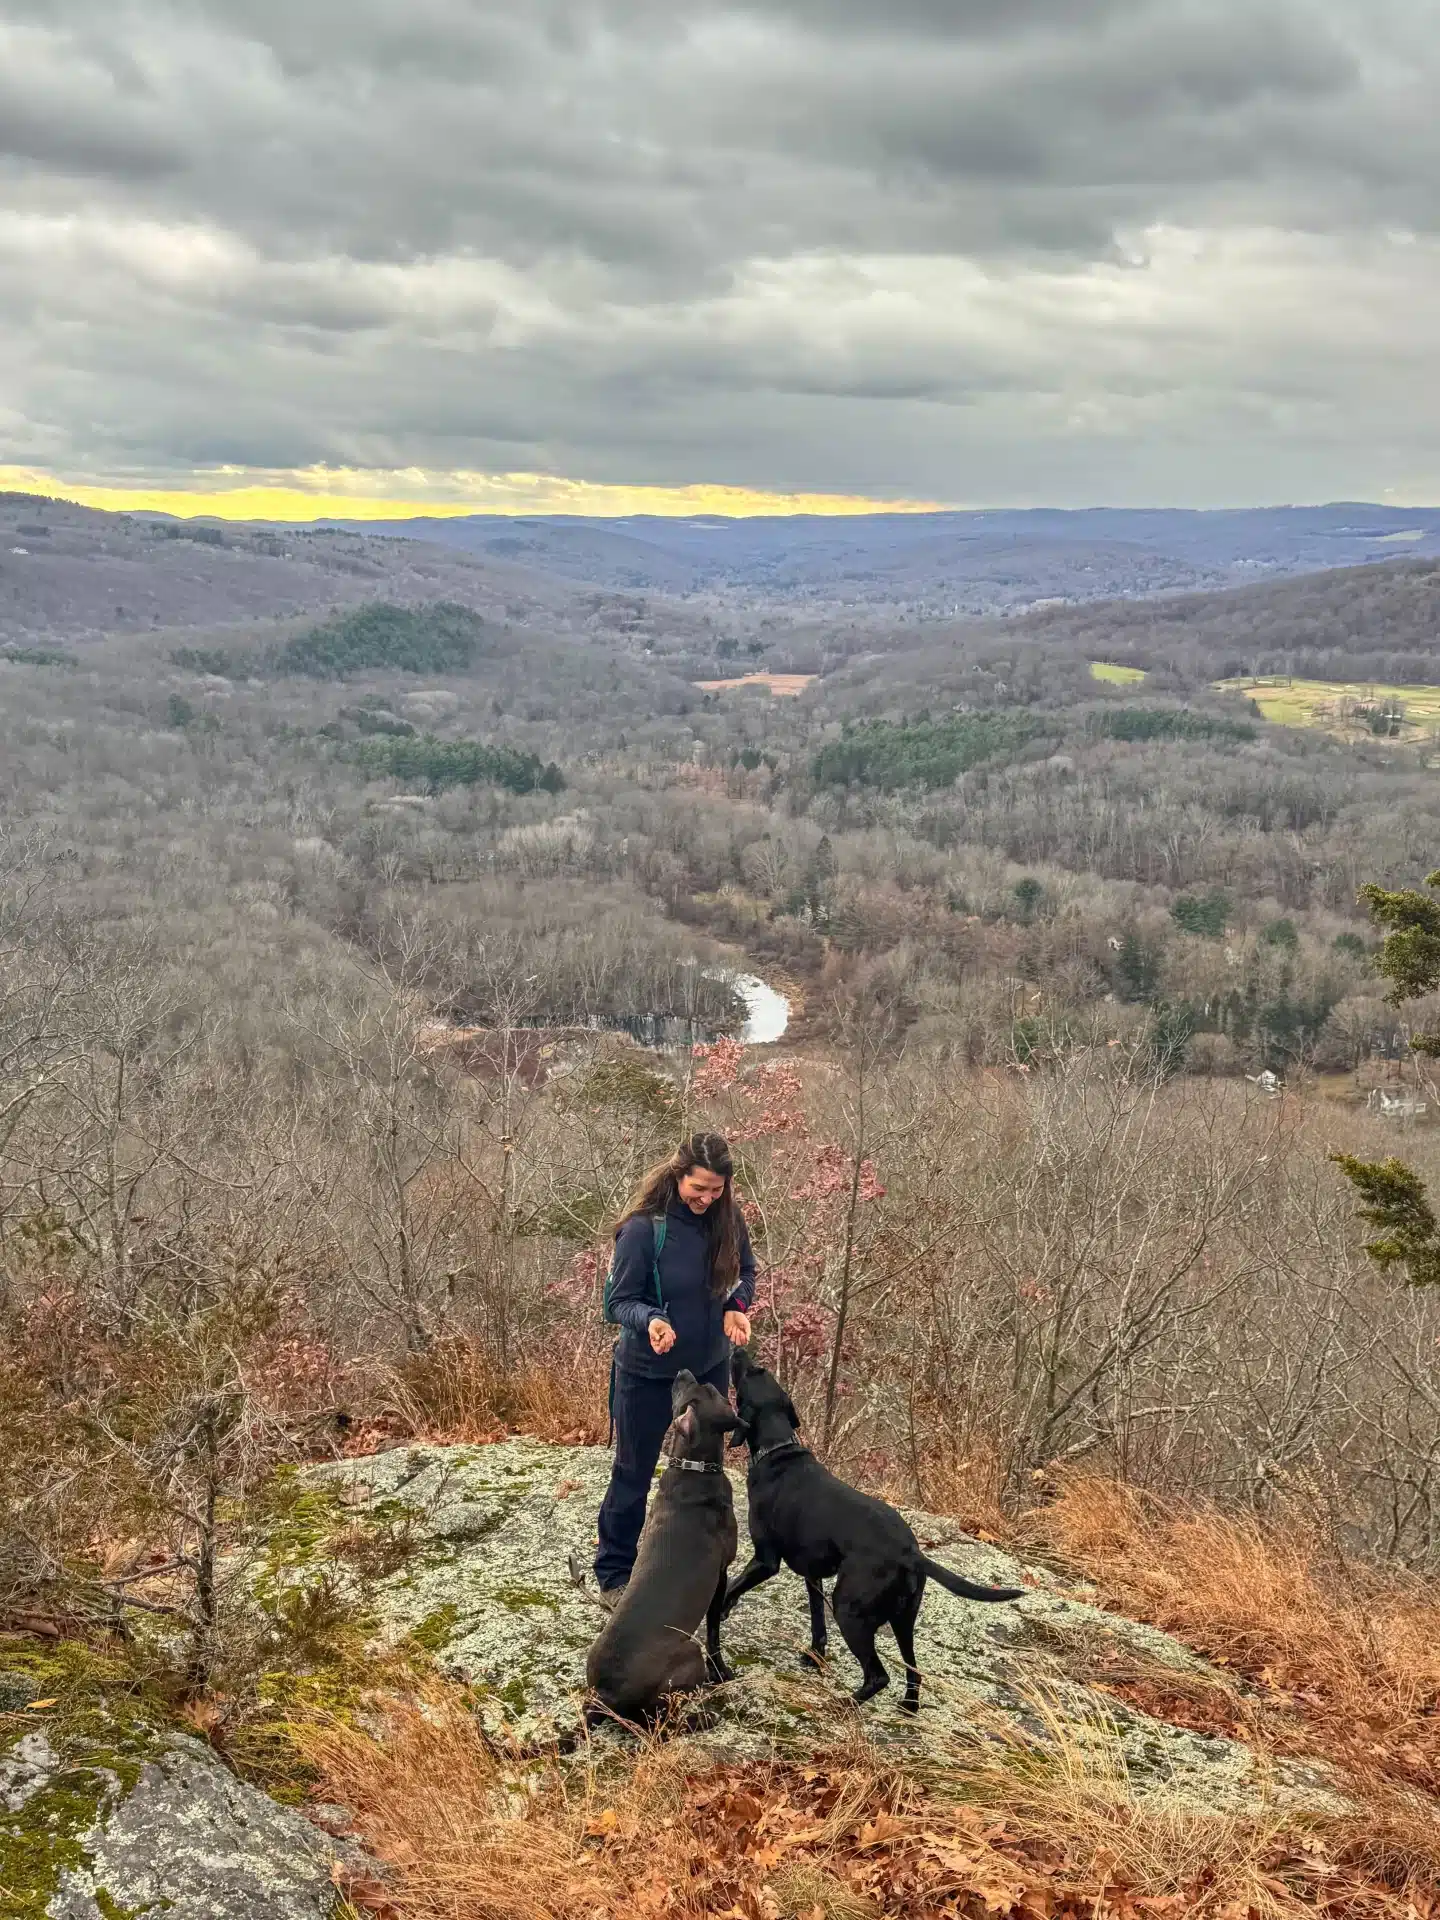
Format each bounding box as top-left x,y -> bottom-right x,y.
0,0 -> 1438,506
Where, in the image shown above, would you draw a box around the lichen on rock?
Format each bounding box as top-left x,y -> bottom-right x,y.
48,1737 -> 337,1920
297,1441 -> 1346,1817
0,1643 -> 343,1920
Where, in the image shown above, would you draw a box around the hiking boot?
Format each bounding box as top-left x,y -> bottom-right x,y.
597,1583 -> 628,1613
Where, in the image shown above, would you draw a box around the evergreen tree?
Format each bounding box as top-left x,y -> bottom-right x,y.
1012,877 -> 1045,924
1333,868 -> 1440,1285
1115,931 -> 1162,1002
1170,890 -> 1230,938
1261,917 -> 1299,951
1358,869 -> 1440,1054
1330,1154 -> 1440,1289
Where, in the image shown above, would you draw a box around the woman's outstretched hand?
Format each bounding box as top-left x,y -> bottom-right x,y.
723,1309 -> 752,1347
648,1316 -> 677,1355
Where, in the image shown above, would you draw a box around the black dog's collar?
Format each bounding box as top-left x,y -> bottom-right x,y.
671,1457 -> 724,1475
751,1439 -> 807,1464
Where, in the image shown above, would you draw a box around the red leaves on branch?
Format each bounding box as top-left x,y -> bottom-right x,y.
788,1141 -> 886,1204
548,1248 -> 601,1312
691,1040 -> 807,1140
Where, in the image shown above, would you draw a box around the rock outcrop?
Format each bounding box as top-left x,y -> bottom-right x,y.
300,1440 -> 1343,1816
0,1648 -> 343,1920
1,1436 -> 1347,1914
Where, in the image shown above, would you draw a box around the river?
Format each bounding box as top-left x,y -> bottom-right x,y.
458,966 -> 791,1053
731,972 -> 790,1045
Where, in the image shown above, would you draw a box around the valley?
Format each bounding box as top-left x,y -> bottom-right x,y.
5,494 -> 1440,1918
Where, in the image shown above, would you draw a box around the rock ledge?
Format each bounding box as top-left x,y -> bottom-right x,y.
301,1440 -> 1343,1816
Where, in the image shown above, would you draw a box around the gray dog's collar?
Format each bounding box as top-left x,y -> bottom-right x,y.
671,1456 -> 724,1475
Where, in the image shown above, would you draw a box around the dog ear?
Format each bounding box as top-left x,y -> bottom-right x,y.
726,1418 -> 752,1450
674,1406 -> 697,1442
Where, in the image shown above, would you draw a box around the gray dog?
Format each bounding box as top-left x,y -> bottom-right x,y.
585,1369 -> 742,1724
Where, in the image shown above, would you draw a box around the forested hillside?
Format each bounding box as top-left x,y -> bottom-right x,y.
852,556 -> 1440,696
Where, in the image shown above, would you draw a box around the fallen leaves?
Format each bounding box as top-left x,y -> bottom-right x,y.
332,1861 -> 397,1919
301,1681 -> 1438,1920
855,1811 -> 906,1850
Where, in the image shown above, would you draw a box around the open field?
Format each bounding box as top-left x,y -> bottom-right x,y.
695,670 -> 818,695
1215,674 -> 1440,740
1090,659 -> 1148,684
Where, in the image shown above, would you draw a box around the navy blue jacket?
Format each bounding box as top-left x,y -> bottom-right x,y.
610,1199 -> 756,1380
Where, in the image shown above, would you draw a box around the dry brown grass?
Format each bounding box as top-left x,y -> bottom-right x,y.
346,1336 -> 610,1452
294,1678 -> 1435,1920
889,1430 -> 1013,1543
693,672 -> 818,696
954,1680 -> 1305,1917
1026,1474 -> 1440,1898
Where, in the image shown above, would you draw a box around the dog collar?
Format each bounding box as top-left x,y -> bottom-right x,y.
671,1457 -> 724,1475
752,1439 -> 807,1463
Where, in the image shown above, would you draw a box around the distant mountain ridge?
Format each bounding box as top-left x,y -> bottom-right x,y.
319,503 -> 1440,611
4,490 -> 1439,648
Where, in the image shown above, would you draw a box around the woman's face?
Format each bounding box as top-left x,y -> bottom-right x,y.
677,1167 -> 727,1214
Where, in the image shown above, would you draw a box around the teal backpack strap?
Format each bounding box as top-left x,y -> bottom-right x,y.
602,1212 -> 669,1324
650,1214 -> 667,1311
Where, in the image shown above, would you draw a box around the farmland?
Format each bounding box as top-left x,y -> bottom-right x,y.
1089,660 -> 1148,684
695,670 -> 818,696
1215,674 -> 1440,741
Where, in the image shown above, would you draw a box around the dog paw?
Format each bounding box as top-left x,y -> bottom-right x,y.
800,1646 -> 828,1671
706,1658 -> 736,1685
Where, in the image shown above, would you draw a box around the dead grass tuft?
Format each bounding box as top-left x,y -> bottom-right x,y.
1026,1473 -> 1440,1891
954,1678 -> 1300,1915
892,1428 -> 1012,1543
347,1337 -> 609,1453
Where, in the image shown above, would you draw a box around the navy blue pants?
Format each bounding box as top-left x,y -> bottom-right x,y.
593,1357 -> 731,1590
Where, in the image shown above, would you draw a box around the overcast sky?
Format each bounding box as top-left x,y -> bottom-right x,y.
3,0 -> 1438,514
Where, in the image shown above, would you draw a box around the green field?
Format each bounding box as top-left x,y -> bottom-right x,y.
1090,661 -> 1147,685
1214,675 -> 1440,740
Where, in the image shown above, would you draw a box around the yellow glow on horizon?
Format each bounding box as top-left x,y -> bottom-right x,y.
0,463 -> 950,522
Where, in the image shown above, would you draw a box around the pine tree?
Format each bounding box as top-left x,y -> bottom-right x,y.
1332,868 -> 1440,1286
1357,869 -> 1440,1054
1329,1154 -> 1440,1288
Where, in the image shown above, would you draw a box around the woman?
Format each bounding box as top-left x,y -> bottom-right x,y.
593,1132 -> 755,1600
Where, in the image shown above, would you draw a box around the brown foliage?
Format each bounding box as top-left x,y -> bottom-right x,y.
355,1334 -> 609,1450
300,1686 -> 1435,1920
1027,1474 -> 1440,1892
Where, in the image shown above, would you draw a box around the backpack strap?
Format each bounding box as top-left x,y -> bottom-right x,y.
649,1213 -> 667,1309
602,1211 -> 669,1324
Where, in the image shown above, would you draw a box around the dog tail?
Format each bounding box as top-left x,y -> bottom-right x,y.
921,1556 -> 1025,1603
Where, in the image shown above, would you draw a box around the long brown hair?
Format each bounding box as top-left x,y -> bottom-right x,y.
616,1132 -> 741,1301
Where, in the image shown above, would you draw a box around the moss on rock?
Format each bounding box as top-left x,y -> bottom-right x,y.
0,1639 -> 340,1920
289,1441 -> 1347,1816
405,1607 -> 460,1654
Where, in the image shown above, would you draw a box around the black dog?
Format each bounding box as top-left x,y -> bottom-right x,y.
723,1350 -> 1023,1714
585,1370 -> 742,1724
